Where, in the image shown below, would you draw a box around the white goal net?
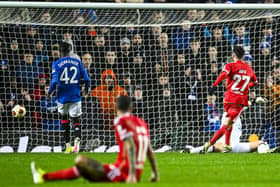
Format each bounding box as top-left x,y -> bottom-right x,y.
0,3 -> 279,152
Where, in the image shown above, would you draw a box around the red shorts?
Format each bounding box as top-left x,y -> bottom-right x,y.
103,164 -> 142,182
224,103 -> 244,122
103,164 -> 126,182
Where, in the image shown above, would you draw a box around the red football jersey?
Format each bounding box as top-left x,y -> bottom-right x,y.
113,113 -> 150,180
218,60 -> 257,106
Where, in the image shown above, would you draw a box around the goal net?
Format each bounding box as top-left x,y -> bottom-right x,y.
0,3 -> 279,152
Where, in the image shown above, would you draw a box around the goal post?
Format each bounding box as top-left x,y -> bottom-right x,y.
0,2 -> 279,152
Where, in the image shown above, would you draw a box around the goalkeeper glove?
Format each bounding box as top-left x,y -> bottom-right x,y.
255,97 -> 268,104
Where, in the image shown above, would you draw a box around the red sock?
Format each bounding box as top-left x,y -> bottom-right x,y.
43,167 -> 80,181
225,126 -> 233,145
209,125 -> 227,145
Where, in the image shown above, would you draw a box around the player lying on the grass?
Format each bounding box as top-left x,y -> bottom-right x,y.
31,96 -> 159,184
184,115 -> 265,154
203,46 -> 258,153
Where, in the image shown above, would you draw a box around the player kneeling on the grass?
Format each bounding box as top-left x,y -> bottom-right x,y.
48,41 -> 90,154
31,96 -> 159,184
202,46 -> 258,153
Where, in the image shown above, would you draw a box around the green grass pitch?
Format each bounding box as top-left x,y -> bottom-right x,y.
1,153 -> 280,187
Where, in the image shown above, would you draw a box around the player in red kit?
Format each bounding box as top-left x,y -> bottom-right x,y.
202,46 -> 258,153
30,96 -> 159,184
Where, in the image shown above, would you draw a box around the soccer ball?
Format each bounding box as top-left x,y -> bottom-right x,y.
12,105 -> 26,119
257,143 -> 270,154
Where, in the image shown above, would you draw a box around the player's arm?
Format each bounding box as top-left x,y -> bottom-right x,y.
80,63 -> 90,95
147,142 -> 159,182
123,135 -> 137,183
48,63 -> 58,97
212,64 -> 230,87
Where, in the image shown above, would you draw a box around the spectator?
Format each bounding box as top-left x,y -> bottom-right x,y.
122,72 -> 134,96
16,51 -> 43,89
25,26 -> 39,50
229,25 -> 251,52
204,62 -> 224,108
171,20 -> 194,50
31,74 -> 49,102
153,11 -> 165,24
255,42 -> 273,83
261,25 -> 273,45
118,37 -> 133,68
81,53 -> 99,88
146,26 -> 162,46
204,94 -> 220,132
197,10 -> 206,22
132,34 -> 145,52
98,27 -> 116,47
151,32 -> 174,77
129,51 -> 147,86
91,69 -> 127,128
93,35 -> 106,62
207,46 -> 218,65
187,10 -> 197,22
40,12 -> 51,24
101,50 -> 123,82
36,85 -> 60,130
207,26 -> 231,64
44,43 -> 60,77
7,39 -> 22,72
34,39 -> 49,66
132,85 -> 145,117
62,29 -> 73,41
262,74 -> 280,147
243,53 -> 254,66
74,15 -> 85,25
186,38 -> 205,74
78,8 -> 97,23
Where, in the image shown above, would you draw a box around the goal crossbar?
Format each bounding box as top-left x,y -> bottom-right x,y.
0,2 -> 280,10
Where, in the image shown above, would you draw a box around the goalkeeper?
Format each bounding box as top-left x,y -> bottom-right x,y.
48,41 -> 90,153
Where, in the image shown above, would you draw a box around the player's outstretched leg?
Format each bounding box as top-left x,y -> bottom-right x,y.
74,155 -> 107,181
31,161 -> 80,184
61,114 -> 73,153
72,117 -> 81,154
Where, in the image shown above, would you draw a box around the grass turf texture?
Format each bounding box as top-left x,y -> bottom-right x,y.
0,153 -> 280,187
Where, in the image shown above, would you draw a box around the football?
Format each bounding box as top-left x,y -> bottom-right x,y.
257,143 -> 270,154
12,105 -> 26,119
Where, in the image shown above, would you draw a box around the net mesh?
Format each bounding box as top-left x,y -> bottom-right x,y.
0,7 -> 279,152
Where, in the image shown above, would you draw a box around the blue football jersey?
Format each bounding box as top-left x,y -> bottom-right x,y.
49,56 -> 90,104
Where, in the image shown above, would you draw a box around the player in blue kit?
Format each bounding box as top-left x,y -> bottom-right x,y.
48,41 -> 90,153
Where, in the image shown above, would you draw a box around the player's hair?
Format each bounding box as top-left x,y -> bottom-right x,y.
59,41 -> 72,56
116,95 -> 131,112
233,46 -> 245,59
